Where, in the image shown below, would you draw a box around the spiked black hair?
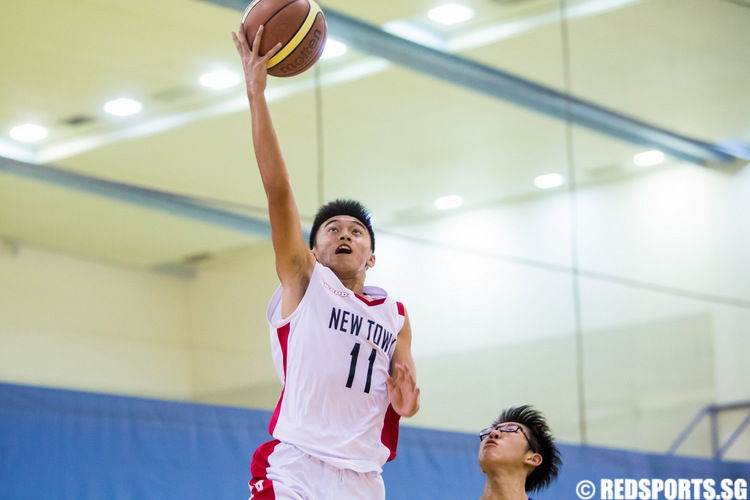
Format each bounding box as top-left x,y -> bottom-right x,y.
494,405 -> 562,492
309,199 -> 375,252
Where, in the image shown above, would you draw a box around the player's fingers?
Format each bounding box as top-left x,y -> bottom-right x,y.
239,23 -> 248,43
385,376 -> 396,391
234,26 -> 254,60
397,363 -> 414,381
390,363 -> 404,382
252,25 -> 264,55
236,24 -> 250,51
262,41 -> 283,62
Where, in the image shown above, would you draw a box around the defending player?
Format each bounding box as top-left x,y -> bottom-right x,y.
232,24 -> 420,500
477,406 -> 561,500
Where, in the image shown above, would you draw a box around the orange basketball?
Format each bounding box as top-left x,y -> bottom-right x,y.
241,0 -> 327,77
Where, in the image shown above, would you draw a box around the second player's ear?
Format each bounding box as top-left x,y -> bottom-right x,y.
366,253 -> 376,270
526,453 -> 542,467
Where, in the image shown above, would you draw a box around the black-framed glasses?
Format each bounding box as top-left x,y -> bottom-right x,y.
479,423 -> 537,453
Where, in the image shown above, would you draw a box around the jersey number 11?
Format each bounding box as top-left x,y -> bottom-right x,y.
346,342 -> 376,393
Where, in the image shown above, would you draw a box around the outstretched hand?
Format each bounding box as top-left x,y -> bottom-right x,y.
386,362 -> 420,418
231,24 -> 282,98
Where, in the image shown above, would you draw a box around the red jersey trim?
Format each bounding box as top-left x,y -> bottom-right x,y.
396,301 -> 405,316
268,323 -> 290,435
381,404 -> 401,462
354,293 -> 387,306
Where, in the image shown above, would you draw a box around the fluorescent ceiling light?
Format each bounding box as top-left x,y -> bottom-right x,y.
434,194 -> 463,210
321,39 -> 347,60
104,98 -> 143,117
382,20 -> 447,50
199,70 -> 240,90
633,150 -> 665,167
428,3 -> 475,26
10,123 -> 49,143
534,173 -> 564,189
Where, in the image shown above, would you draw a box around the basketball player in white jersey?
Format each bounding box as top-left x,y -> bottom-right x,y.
233,25 -> 420,500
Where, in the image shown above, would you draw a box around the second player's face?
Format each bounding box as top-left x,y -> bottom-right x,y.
478,422 -> 535,473
313,215 -> 374,273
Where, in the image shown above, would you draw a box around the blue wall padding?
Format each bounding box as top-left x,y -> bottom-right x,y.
1,383 -> 747,499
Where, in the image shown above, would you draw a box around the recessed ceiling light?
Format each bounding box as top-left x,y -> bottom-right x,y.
9,123 -> 49,143
199,70 -> 241,89
104,97 -> 143,117
434,194 -> 463,210
321,39 -> 347,60
633,150 -> 665,167
427,3 -> 475,26
534,173 -> 564,189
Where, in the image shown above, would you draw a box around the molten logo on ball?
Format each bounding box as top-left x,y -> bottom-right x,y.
278,29 -> 324,75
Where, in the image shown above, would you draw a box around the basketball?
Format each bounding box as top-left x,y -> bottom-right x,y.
241,0 -> 327,78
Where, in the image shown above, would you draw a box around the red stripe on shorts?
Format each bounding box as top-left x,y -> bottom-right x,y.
249,439 -> 280,499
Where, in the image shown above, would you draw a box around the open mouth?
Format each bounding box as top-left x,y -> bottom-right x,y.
335,246 -> 352,254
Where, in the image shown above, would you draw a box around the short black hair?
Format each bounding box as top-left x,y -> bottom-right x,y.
494,405 -> 561,492
309,199 -> 375,252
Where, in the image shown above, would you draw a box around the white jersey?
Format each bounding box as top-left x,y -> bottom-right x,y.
265,262 -> 405,473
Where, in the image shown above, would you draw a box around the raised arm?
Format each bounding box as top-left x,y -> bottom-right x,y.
386,308 -> 420,418
232,25 -> 315,313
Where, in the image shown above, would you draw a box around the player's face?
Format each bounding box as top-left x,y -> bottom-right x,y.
312,216 -> 375,273
478,422 -> 536,471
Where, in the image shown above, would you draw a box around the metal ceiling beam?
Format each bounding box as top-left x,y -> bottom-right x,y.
207,0 -> 748,166
0,156 -> 274,238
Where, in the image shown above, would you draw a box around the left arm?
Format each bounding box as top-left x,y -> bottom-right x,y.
386,307 -> 420,418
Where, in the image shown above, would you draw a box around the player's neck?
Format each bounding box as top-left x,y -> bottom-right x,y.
336,272 -> 366,296
479,472 -> 528,500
